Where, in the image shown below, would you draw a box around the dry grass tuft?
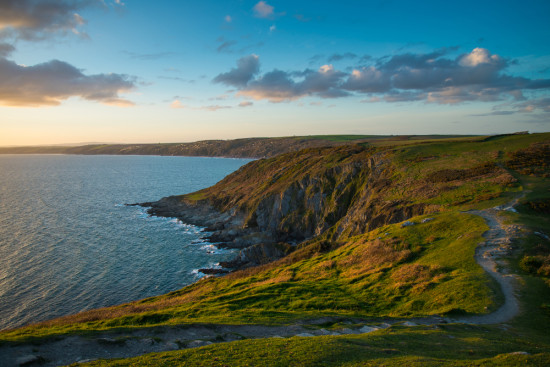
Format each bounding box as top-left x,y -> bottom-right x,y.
340,239 -> 412,278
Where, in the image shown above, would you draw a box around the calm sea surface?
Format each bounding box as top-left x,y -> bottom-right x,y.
0,155 -> 251,330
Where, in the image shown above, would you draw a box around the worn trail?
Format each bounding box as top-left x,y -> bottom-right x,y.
0,318 -> 445,367
453,204 -> 522,324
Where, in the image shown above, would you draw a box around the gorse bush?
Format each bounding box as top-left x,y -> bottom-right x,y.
425,163 -> 498,183
506,143 -> 550,177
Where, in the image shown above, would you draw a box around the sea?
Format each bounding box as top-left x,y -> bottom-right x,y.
0,154 -> 252,330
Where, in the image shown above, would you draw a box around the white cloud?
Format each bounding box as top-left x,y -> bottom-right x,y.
73,13 -> 86,26
319,64 -> 334,73
171,100 -> 184,109
200,105 -> 231,111
459,47 -> 501,67
170,100 -> 233,111
253,1 -> 274,18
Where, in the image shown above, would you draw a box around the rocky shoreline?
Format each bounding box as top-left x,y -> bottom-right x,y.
129,197 -> 290,273
128,146 -> 447,275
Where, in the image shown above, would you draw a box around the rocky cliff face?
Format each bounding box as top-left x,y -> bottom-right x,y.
141,145 -> 441,270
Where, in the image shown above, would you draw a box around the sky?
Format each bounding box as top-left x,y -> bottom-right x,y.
0,0 -> 549,146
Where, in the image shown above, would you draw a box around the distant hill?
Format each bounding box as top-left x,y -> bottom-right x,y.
0,135 -> 480,158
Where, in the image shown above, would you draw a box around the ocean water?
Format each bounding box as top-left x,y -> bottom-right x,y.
0,154 -> 251,330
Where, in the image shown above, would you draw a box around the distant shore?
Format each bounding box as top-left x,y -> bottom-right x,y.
0,134 -> 481,159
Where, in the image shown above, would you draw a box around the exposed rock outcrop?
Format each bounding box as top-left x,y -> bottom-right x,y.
137,145 -> 441,271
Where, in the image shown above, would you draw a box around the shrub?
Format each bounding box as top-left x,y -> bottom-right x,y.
426,163 -> 497,183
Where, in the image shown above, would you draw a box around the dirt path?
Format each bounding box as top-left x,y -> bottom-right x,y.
0,317 -> 445,367
0,199 -> 526,366
452,204 -> 522,324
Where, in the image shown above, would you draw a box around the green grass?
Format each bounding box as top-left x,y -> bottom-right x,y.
294,134 -> 381,142
394,133 -> 550,159
184,191 -> 208,201
75,325 -> 550,366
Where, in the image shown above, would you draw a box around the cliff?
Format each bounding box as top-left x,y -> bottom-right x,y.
142,134 -> 526,268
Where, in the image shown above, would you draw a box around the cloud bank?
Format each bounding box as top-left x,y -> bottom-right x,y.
213,54 -> 260,87
0,0 -> 96,40
0,0 -> 136,107
214,48 -> 550,105
0,58 -> 135,107
0,43 -> 15,57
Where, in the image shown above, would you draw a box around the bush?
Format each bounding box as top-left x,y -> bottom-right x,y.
526,200 -> 550,214
506,143 -> 550,177
520,254 -> 550,277
426,163 -> 497,183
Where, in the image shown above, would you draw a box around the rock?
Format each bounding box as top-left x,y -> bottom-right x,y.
16,355 -> 43,366
507,351 -> 530,355
164,342 -> 179,350
421,218 -> 434,223
337,328 -> 355,334
359,326 -> 379,333
198,268 -> 228,275
296,332 -> 314,337
237,242 -> 290,266
188,340 -> 212,348
401,221 -> 415,227
402,321 -> 417,327
534,231 -> 550,240
221,334 -> 243,342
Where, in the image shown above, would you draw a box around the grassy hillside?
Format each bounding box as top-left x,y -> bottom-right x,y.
1,133 -> 549,365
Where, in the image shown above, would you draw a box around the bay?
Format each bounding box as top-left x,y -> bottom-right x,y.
0,154 -> 251,330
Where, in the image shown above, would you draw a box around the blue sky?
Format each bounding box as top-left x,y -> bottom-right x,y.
1,0 -> 549,145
